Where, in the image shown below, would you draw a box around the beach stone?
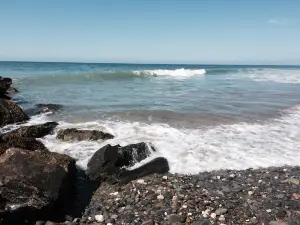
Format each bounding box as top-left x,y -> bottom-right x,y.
111,214 -> 118,219
215,208 -> 228,215
283,178 -> 299,185
57,128 -> 114,142
35,221 -> 46,225
168,214 -> 181,223
0,98 -> 29,127
0,148 -> 77,225
142,220 -> 154,225
269,222 -> 288,225
87,143 -> 155,182
1,122 -> 58,142
45,221 -> 60,225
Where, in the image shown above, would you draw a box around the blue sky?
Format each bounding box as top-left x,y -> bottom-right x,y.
0,0 -> 299,64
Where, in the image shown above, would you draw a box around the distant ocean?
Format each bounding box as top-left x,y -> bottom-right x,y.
1,61 -> 300,174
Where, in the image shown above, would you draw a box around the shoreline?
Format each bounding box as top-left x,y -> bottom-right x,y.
0,76 -> 300,225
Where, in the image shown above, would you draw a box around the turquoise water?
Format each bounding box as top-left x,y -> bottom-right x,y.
1,61 -> 300,173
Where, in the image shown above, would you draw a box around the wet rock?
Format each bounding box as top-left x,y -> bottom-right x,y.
26,104 -> 63,116
6,87 -> 18,94
1,122 -> 58,142
0,98 -> 29,127
0,138 -> 47,155
0,148 -> 77,225
118,157 -> 170,184
35,221 -> 46,225
57,128 -> 114,142
87,143 -> 155,182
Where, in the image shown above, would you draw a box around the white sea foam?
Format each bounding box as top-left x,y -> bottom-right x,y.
5,104 -> 293,174
232,68 -> 300,84
133,68 -> 206,77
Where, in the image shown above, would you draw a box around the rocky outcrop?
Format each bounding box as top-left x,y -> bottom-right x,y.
6,87 -> 18,94
57,128 -> 114,141
0,148 -> 77,225
86,143 -> 155,182
0,98 -> 29,127
1,122 -> 59,142
0,137 -> 47,155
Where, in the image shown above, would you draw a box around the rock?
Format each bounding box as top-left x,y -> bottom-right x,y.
57,128 -> 114,141
168,214 -> 181,223
95,215 -> 104,222
35,221 -> 46,225
269,222 -> 288,225
26,104 -> 63,116
6,87 -> 18,94
283,178 -> 299,185
141,220 -> 154,225
215,208 -> 228,215
118,157 -> 170,184
1,122 -> 59,142
45,222 -> 60,225
87,143 -> 155,182
0,138 -> 47,155
111,214 -> 118,220
0,148 -> 77,224
0,98 -> 29,127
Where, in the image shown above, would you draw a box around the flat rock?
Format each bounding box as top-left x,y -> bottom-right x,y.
1,122 -> 59,142
0,148 -> 76,225
0,98 -> 29,127
57,128 -> 114,141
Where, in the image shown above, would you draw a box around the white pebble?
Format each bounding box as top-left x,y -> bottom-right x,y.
258,180 -> 263,183
210,213 -> 216,219
107,223 -> 113,225
95,215 -> 104,222
110,192 -> 118,196
188,213 -> 192,216
182,204 -> 187,209
219,215 -> 225,221
266,209 -> 272,213
217,176 -> 221,179
230,174 -> 235,178
162,176 -> 168,180
88,217 -> 92,221
164,212 -> 168,216
248,191 -> 253,195
157,194 -> 164,200
137,179 -> 145,184
274,176 -> 278,179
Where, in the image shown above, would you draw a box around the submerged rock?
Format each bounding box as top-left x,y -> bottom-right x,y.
0,137 -> 47,155
6,87 -> 19,94
86,142 -> 155,182
26,103 -> 64,116
57,128 -> 114,142
1,122 -> 59,142
0,148 -> 77,225
0,99 -> 29,127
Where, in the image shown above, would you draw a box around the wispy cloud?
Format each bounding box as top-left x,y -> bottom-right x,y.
267,18 -> 286,25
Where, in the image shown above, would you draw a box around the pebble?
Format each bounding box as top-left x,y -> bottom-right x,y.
111,214 -> 118,220
137,179 -> 146,184
266,209 -> 272,213
35,221 -> 45,225
95,214 -> 104,222
142,220 -> 154,225
210,213 -> 216,219
168,214 -> 181,223
45,222 -> 59,225
219,215 -> 225,221
283,178 -> 299,185
269,222 -> 288,225
157,194 -> 164,200
162,176 -> 168,180
215,208 -> 228,215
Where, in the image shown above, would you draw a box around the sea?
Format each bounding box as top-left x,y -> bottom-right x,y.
1,61 -> 300,174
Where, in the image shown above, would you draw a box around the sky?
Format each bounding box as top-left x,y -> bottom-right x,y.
0,0 -> 299,64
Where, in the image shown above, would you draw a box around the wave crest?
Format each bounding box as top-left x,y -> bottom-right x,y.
133,68 -> 206,77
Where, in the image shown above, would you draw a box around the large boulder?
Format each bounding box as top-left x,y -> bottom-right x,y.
0,99 -> 29,127
1,122 -> 59,142
0,148 -> 77,225
0,137 -> 47,155
57,128 -> 114,141
0,77 -> 12,89
86,143 -> 155,182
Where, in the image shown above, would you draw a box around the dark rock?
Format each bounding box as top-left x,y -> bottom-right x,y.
86,143 -> 155,181
6,87 -> 18,94
26,104 -> 63,116
0,138 -> 47,155
118,157 -> 170,184
0,78 -> 12,89
35,221 -> 46,225
1,122 -> 59,142
57,128 -> 114,142
168,214 -> 181,223
0,98 -> 29,127
45,222 -> 60,225
0,148 -> 77,225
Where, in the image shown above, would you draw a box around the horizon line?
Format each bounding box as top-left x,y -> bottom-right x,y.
0,60 -> 299,67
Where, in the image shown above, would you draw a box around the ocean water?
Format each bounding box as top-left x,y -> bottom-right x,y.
1,61 -> 300,174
